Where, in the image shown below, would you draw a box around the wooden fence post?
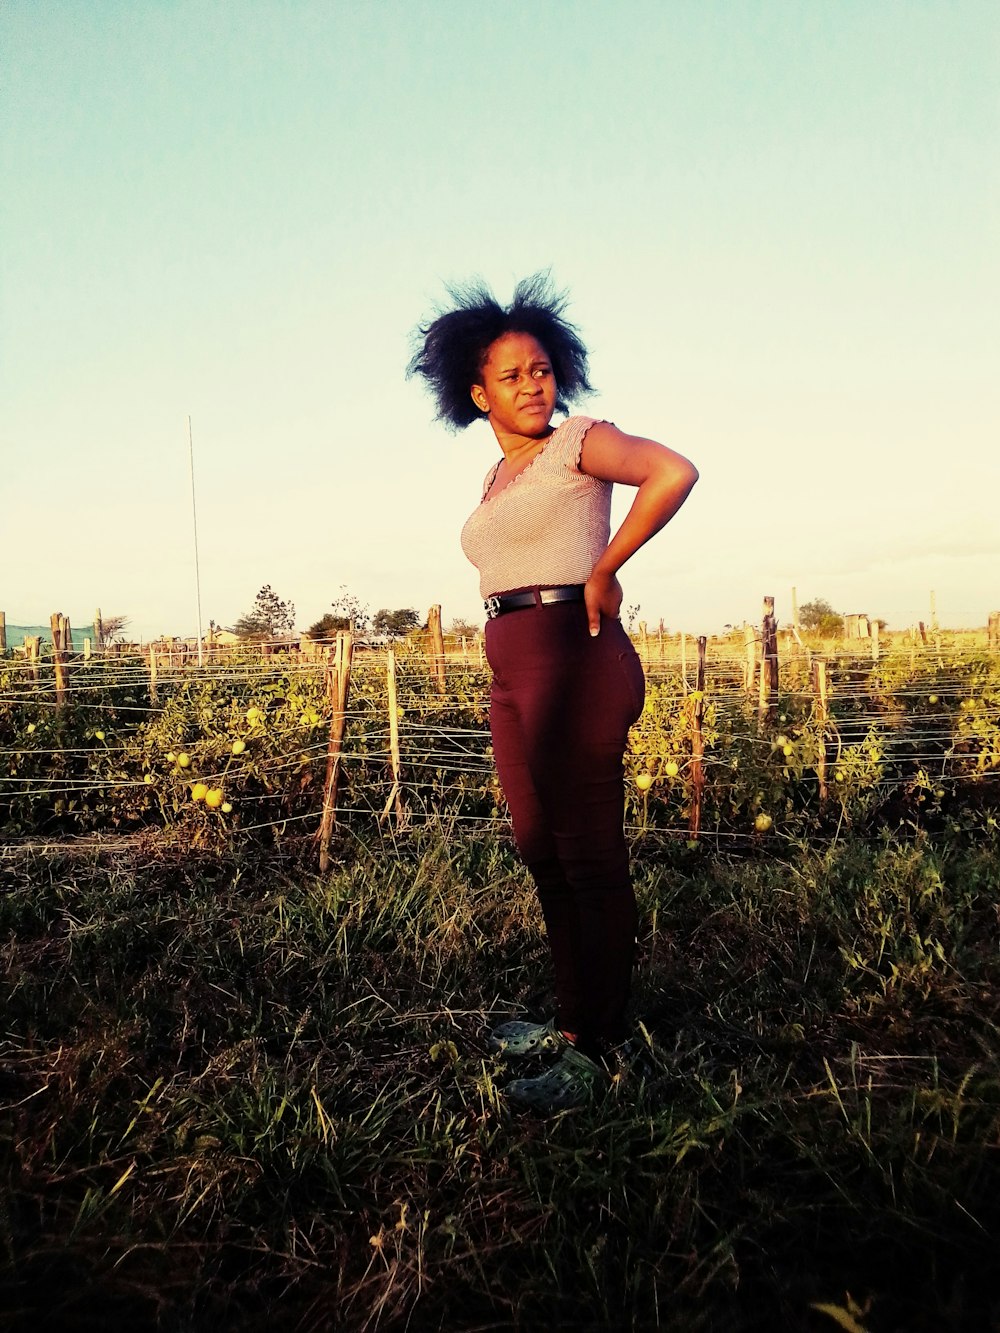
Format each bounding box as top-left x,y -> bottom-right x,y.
318,631 -> 354,872
50,612 -> 69,708
743,623 -> 758,697
871,619 -> 880,663
688,636 -> 707,838
427,604 -> 446,694
758,597 -> 778,729
26,636 -> 41,681
989,611 -> 1000,651
0,611 -> 6,655
680,631 -> 688,693
381,647 -> 406,828
148,644 -> 159,705
658,620 -> 665,666
638,620 -> 649,667
812,656 -> 829,805
94,608 -> 103,655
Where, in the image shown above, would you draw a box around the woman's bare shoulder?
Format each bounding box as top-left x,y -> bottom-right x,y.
579,422 -> 699,488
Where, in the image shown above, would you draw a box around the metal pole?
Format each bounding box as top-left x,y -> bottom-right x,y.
188,415 -> 204,667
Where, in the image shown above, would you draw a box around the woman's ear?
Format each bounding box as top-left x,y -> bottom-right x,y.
470,384 -> 489,415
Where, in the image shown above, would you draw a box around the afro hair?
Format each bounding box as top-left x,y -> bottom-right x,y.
407,271 -> 593,430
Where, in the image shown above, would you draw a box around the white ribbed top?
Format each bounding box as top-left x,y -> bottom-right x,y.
460,416 -> 612,599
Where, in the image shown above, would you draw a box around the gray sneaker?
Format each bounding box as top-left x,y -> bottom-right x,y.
488,1016 -> 567,1058
504,1045 -> 608,1111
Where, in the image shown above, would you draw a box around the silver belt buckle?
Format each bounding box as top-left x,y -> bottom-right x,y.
484,596 -> 501,620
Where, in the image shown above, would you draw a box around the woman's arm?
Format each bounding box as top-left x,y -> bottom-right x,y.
579,422 -> 699,636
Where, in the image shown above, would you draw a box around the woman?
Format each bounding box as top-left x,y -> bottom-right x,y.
409,274 -> 698,1110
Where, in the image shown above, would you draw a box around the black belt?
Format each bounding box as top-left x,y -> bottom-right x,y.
484,585 -> 585,619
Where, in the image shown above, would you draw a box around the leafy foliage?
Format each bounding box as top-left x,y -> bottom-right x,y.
2,639 -> 998,853
799,597 -> 844,636
306,612 -> 347,640
307,586 -> 370,639
372,607 -> 420,638
447,617 -> 480,639
232,585 -> 296,640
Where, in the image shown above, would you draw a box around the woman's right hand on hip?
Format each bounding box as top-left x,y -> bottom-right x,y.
584,570 -> 623,636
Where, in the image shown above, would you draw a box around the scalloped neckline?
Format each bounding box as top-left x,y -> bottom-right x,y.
481,422 -> 563,505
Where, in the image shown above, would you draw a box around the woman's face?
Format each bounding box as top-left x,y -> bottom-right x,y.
470,332 -> 557,437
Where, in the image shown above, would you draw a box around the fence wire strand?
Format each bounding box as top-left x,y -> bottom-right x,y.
3,637 -> 999,845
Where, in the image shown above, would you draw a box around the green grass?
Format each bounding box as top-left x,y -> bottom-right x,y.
2,818 -> 999,1331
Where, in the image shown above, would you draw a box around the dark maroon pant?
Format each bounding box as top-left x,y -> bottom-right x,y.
485,593 -> 646,1048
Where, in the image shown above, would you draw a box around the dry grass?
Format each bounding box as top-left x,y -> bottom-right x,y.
2,815 -> 999,1331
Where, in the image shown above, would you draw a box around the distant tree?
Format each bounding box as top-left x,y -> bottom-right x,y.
306,613 -> 342,641
306,587 -> 371,640
373,608 -> 421,638
101,614 -> 130,644
232,585 -> 296,641
334,586 -> 371,632
447,617 -> 480,639
799,598 -> 844,636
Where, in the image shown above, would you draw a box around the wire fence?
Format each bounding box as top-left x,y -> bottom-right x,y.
2,635 -> 999,851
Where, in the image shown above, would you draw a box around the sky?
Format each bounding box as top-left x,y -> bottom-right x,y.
3,0 -> 998,641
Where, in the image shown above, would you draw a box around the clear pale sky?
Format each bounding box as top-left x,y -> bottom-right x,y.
3,1 -> 998,640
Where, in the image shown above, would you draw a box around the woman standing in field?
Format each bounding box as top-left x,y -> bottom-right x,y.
409,274 -> 698,1110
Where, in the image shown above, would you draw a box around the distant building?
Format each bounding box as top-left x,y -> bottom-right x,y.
844,614 -> 871,639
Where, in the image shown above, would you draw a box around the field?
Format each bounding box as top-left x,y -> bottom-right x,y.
2,634 -> 999,1331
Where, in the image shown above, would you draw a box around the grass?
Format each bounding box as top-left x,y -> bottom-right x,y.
2,817 -> 999,1331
